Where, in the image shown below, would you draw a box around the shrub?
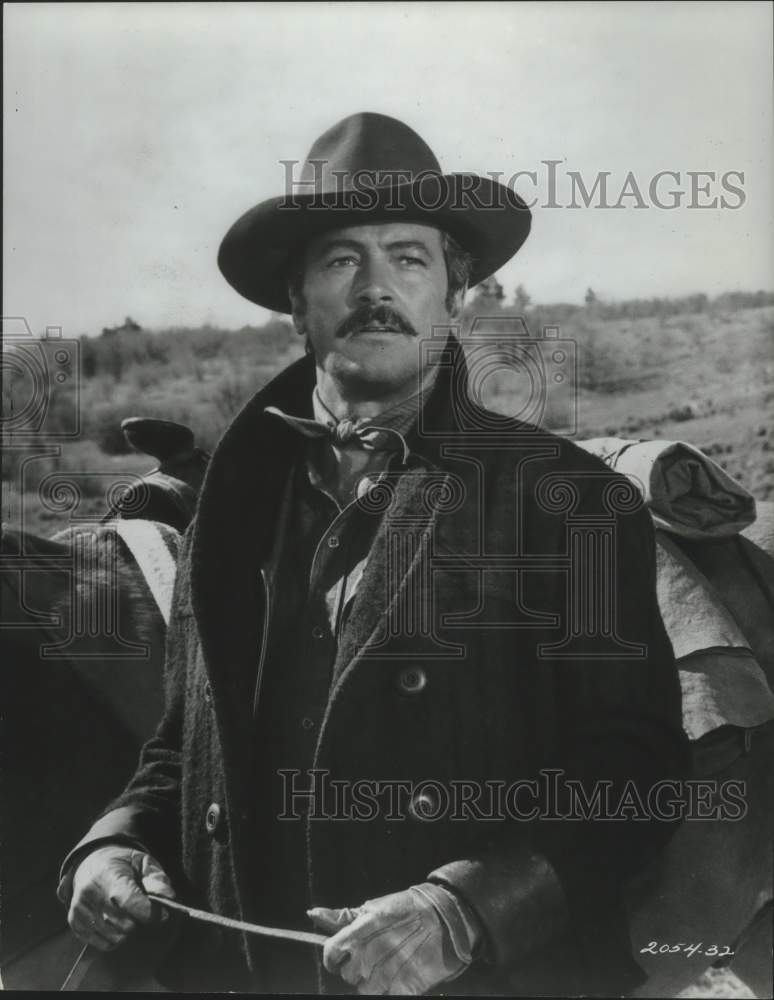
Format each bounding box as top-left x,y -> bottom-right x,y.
90,403 -> 133,454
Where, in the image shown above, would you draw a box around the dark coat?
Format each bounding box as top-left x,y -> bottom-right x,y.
69,338 -> 689,994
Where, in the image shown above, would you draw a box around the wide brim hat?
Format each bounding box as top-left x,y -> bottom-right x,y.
218,112 -> 531,314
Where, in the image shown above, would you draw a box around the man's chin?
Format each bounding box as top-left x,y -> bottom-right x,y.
327,350 -> 424,394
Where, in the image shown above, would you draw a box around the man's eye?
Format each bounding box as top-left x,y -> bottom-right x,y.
328,256 -> 358,268
399,255 -> 427,266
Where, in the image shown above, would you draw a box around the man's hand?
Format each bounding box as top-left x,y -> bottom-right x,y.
66,845 -> 175,952
308,883 -> 481,995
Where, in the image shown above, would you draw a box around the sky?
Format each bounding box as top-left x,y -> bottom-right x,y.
4,1 -> 773,336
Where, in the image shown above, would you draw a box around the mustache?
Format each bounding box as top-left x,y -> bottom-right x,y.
335,304 -> 419,339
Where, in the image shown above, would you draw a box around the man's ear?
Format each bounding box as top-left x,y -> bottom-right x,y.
287,287 -> 306,335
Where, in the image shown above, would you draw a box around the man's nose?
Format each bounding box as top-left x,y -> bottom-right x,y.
350,257 -> 394,306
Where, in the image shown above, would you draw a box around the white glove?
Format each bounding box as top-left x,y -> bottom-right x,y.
308,882 -> 481,995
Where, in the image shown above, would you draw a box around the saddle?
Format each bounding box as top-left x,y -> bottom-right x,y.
104,417 -> 210,531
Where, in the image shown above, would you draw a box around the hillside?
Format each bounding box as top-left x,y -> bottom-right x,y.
3,300 -> 772,536
499,303 -> 773,501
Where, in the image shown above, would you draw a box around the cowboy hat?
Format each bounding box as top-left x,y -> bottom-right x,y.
217,112 -> 531,313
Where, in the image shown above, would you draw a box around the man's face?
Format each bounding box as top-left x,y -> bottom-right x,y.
291,222 -> 459,400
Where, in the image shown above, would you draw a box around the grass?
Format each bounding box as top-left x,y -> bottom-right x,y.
3,303 -> 772,536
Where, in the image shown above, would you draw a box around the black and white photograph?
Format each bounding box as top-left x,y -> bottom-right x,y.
3,2 -> 773,996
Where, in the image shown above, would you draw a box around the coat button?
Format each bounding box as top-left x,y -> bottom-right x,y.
203,681 -> 212,703
397,667 -> 427,694
205,802 -> 222,835
409,787 -> 442,822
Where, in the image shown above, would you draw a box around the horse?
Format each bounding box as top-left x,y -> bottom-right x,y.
1,418 -> 195,990
2,418 -> 772,996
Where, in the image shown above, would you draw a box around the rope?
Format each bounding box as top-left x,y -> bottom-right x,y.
146,894 -> 327,947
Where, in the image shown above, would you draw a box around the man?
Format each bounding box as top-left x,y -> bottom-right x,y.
59,113 -> 689,995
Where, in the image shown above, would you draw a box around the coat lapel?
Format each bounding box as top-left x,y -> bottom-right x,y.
331,462 -> 448,683
189,353 -> 315,734
330,336 -> 476,685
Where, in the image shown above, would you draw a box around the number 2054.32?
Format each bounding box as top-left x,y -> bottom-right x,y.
640,942 -> 734,959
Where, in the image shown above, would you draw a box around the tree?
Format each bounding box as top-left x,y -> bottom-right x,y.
584,287 -> 597,307
474,275 -> 505,304
513,284 -> 531,313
